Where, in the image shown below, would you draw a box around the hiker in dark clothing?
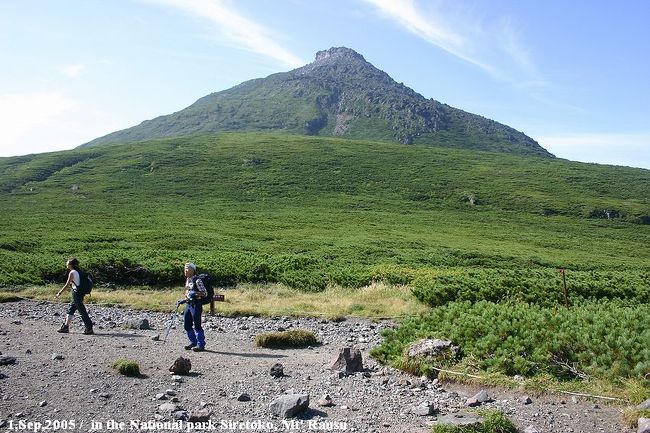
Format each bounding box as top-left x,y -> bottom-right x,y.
56,257 -> 94,335
183,262 -> 207,352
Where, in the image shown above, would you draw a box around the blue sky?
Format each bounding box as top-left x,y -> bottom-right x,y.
1,0 -> 649,169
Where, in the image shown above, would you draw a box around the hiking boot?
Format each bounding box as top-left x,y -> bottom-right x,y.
57,324 -> 69,333
184,344 -> 196,350
83,327 -> 94,335
192,346 -> 205,352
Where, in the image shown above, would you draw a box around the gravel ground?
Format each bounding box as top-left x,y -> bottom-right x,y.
0,300 -> 634,433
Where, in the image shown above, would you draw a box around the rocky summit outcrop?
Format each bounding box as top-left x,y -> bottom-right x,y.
82,47 -> 552,158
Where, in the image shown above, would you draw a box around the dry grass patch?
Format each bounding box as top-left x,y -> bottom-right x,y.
1,281 -> 426,320
219,282 -> 427,319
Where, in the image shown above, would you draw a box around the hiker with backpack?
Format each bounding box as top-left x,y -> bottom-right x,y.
182,262 -> 211,352
55,257 -> 94,335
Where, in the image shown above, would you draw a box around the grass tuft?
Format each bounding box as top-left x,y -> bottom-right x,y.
433,410 -> 516,433
255,329 -> 318,349
112,358 -> 141,377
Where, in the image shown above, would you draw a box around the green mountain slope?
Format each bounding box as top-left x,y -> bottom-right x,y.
0,132 -> 647,288
82,47 -> 551,157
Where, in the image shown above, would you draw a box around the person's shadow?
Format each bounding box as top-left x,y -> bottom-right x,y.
194,349 -> 287,359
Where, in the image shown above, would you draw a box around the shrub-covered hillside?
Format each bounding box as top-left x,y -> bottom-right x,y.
0,132 -> 648,288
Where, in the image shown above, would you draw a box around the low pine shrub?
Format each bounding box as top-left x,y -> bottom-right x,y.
255,329 -> 318,349
411,268 -> 650,308
371,300 -> 650,380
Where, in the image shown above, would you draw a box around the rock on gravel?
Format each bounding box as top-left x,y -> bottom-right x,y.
269,394 -> 310,418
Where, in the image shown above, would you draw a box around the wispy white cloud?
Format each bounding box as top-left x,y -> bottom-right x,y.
537,132 -> 650,169
141,0 -> 304,69
360,0 -> 498,76
57,63 -> 87,78
360,0 -> 542,86
497,16 -> 537,80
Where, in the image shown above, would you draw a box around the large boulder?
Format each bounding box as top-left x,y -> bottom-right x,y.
269,394 -> 310,418
329,347 -> 363,374
405,339 -> 459,363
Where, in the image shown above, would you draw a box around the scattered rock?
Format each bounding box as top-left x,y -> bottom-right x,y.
520,395 -> 533,405
0,356 -> 17,365
124,318 -> 151,330
269,394 -> 310,418
38,400 -> 47,407
155,393 -> 168,401
329,347 -> 363,374
270,363 -> 284,378
237,393 -> 251,402
317,394 -> 334,407
151,334 -> 160,341
638,399 -> 650,410
173,410 -> 189,421
158,403 -> 180,414
51,354 -> 64,361
639,418 -> 650,433
165,389 -> 177,396
466,390 -> 491,407
99,393 -> 111,399
524,426 -> 540,433
169,357 -> 191,375
188,409 -> 211,422
412,400 -> 436,416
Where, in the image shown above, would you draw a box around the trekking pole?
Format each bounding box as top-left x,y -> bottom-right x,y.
163,299 -> 186,344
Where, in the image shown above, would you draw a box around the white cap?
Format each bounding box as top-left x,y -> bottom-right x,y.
184,262 -> 196,271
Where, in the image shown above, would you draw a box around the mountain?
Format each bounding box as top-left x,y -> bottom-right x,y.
82,47 -> 552,157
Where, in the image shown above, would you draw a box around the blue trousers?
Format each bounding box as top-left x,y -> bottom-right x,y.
183,302 -> 205,347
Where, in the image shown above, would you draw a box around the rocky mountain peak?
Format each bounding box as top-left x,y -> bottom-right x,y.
314,47 -> 367,64
297,46 -> 383,78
